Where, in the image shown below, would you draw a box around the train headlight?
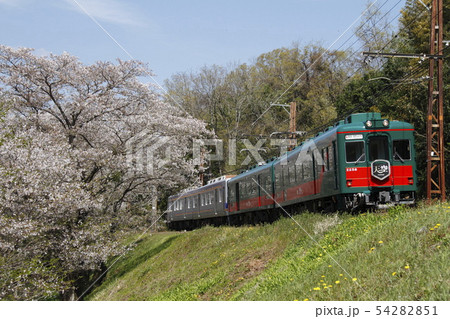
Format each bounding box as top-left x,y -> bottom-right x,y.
365,120 -> 373,128
346,180 -> 352,187
383,119 -> 389,127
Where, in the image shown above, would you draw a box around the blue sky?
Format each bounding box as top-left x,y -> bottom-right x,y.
0,0 -> 406,85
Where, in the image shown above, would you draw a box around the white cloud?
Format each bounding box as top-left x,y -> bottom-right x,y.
65,0 -> 145,26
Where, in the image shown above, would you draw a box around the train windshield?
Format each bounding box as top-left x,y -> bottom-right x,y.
368,136 -> 389,161
393,140 -> 411,161
345,141 -> 365,163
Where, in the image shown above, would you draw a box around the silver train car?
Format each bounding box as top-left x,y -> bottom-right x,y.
166,175 -> 234,230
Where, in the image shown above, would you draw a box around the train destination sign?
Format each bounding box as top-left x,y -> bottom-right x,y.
345,134 -> 363,140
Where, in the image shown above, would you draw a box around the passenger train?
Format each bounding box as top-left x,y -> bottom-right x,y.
167,113 -> 417,230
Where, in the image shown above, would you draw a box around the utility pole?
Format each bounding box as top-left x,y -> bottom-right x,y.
363,0 -> 446,201
426,0 -> 445,201
270,102 -> 299,151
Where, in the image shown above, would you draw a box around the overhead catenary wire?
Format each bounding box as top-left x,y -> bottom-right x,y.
231,1 -> 439,168
249,0 -> 382,128
249,0 -> 413,130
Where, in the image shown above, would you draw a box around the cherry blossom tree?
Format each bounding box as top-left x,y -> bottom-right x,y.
0,46 -> 210,299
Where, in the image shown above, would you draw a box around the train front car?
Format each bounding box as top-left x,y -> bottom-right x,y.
338,113 -> 417,210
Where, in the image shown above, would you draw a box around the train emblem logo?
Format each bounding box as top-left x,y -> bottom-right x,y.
371,160 -> 391,180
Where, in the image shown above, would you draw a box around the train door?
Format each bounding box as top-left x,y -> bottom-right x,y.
332,141 -> 338,189
235,183 -> 240,211
257,175 -> 262,206
345,139 -> 369,187
311,149 -> 317,194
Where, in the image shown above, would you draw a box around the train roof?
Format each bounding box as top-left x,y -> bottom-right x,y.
228,160 -> 273,182
337,112 -> 414,133
169,175 -> 234,200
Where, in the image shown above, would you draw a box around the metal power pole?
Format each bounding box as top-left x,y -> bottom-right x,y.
363,0 -> 446,201
426,0 -> 446,201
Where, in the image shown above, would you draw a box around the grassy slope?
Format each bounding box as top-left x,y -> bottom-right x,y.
88,203 -> 449,301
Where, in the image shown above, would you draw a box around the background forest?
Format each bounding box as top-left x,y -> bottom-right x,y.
0,0 -> 448,300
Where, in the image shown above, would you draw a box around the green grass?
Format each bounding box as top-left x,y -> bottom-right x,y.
87,202 -> 449,301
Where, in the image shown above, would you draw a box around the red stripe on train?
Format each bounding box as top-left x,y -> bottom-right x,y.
338,129 -> 414,134
345,165 -> 413,187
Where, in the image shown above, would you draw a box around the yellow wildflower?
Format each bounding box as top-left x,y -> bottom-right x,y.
303,298 -> 309,301
378,240 -> 383,244
313,287 -> 321,291
293,299 -> 299,301
392,272 -> 396,276
335,280 -> 340,284
352,278 -> 357,281
328,264 -> 332,268
405,265 -> 410,269
339,274 -> 343,276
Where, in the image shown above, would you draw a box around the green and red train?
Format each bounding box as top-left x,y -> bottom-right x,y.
167,113 -> 417,229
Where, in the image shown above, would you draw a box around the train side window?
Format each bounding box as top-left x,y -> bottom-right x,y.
268,176 -> 272,192
289,165 -> 296,184
321,149 -> 326,171
345,141 -> 365,163
281,167 -> 287,186
252,181 -> 257,196
218,189 -> 222,203
303,161 -> 310,181
187,198 -> 191,209
393,140 -> 411,161
275,172 -> 281,190
229,186 -> 234,201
